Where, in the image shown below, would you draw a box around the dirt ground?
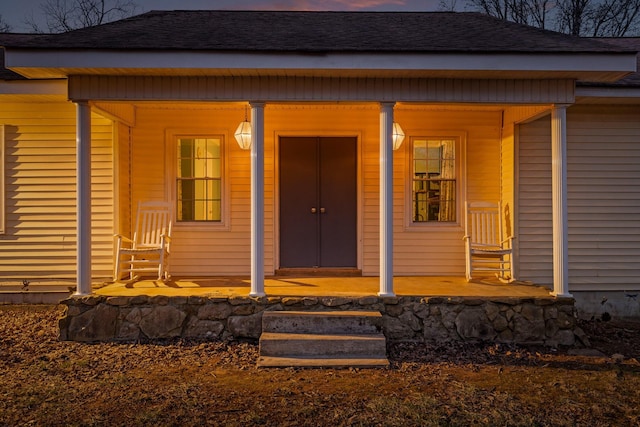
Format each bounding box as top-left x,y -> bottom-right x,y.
0,305 -> 638,426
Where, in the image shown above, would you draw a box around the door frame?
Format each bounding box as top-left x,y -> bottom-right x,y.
274,131 -> 363,271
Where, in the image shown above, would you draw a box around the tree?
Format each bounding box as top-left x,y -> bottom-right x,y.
461,0 -> 640,36
0,14 -> 12,32
27,0 -> 138,33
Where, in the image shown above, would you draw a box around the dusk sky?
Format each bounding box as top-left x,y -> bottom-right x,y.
1,0 -> 452,33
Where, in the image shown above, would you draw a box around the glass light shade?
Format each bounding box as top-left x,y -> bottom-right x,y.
392,122 -> 405,150
234,121 -> 252,150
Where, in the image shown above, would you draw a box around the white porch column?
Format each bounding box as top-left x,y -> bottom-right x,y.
75,101 -> 92,296
551,105 -> 571,297
249,102 -> 266,297
378,102 -> 395,297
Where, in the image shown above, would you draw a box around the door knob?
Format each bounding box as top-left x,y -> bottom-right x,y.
311,207 -> 317,214
320,208 -> 326,214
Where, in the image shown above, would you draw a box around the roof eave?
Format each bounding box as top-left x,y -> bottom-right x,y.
4,49 -> 637,83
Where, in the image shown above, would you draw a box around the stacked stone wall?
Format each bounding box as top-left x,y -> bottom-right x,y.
59,295 -> 588,347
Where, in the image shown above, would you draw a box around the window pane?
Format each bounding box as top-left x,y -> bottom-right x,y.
412,138 -> 456,223
176,137 -> 223,222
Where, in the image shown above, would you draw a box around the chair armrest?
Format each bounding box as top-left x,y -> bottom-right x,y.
501,236 -> 515,247
114,234 -> 134,245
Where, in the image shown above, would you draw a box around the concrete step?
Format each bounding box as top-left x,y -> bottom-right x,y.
262,310 -> 383,335
259,332 -> 387,358
257,355 -> 389,368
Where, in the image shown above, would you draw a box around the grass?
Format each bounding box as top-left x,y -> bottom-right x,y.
0,305 -> 638,426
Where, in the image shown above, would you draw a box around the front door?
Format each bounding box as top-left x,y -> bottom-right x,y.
279,137 -> 357,268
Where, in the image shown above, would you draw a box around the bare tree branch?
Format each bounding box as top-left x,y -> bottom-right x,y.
465,0 -> 640,36
0,14 -> 12,32
26,0 -> 138,33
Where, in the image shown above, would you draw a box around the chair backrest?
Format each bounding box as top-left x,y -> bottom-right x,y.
465,201 -> 504,247
133,201 -> 172,249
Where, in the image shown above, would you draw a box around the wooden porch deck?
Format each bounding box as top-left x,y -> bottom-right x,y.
95,276 -> 552,298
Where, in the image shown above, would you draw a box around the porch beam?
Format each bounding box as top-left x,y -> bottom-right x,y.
551,105 -> 571,297
250,102 -> 266,297
75,101 -> 92,296
68,76 -> 577,105
378,102 -> 395,297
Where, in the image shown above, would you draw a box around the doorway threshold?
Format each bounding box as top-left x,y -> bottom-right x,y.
274,268 -> 362,277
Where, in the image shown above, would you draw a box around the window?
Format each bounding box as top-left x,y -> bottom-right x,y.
412,138 -> 456,222
176,137 -> 223,222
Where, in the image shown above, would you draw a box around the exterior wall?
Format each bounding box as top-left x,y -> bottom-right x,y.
129,104 -> 503,278
502,105 -> 552,277
392,108 -> 502,276
115,121 -> 131,238
517,104 -> 640,292
0,100 -> 115,281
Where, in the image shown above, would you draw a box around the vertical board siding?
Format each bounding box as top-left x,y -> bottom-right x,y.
518,105 -> 640,290
0,102 -> 114,280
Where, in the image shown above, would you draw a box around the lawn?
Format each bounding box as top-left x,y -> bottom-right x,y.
1,305 -> 638,426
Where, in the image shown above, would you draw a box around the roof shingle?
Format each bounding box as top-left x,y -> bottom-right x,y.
3,10 -> 631,54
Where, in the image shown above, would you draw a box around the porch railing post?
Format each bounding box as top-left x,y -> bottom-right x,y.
378,102 -> 395,297
75,101 -> 92,296
250,102 -> 266,297
551,105 -> 571,297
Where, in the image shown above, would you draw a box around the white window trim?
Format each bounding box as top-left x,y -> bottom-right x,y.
403,130 -> 466,231
165,129 -> 230,231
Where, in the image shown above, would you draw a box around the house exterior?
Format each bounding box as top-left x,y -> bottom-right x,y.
0,11 -> 638,318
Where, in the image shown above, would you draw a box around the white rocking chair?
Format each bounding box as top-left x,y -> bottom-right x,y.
114,201 -> 172,282
463,201 -> 515,282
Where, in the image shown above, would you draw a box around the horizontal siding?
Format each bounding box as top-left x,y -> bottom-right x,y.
518,105 -> 640,290
566,105 -> 640,290
129,104 -> 505,277
390,109 -> 502,276
0,101 -> 114,280
517,115 -> 553,285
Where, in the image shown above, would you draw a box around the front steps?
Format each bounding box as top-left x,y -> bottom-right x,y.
257,311 -> 389,368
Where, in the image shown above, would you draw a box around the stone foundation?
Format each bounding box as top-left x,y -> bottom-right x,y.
59,294 -> 588,347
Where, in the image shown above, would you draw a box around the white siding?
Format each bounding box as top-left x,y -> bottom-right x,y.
518,105 -> 640,290
129,104 -> 503,277
392,109 -> 502,276
0,101 -> 114,280
517,115 -> 553,285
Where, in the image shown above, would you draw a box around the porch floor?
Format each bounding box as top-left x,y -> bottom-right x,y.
95,276 -> 552,298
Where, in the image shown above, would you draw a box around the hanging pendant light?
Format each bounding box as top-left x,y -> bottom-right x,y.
392,122 -> 405,150
234,105 -> 252,150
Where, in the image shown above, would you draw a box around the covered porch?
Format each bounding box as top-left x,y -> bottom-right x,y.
60,274 -> 580,347
95,275 -> 552,298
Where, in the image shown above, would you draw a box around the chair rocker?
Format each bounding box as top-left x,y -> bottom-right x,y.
114,201 -> 172,282
463,201 -> 515,282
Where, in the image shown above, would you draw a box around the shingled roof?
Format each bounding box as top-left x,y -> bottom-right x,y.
3,10 -> 630,54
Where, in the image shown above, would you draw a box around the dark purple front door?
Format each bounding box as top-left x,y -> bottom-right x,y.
279,137 -> 357,268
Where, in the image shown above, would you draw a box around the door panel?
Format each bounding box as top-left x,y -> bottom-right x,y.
280,137 -> 357,268
279,138 -> 319,267
319,138 -> 357,267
